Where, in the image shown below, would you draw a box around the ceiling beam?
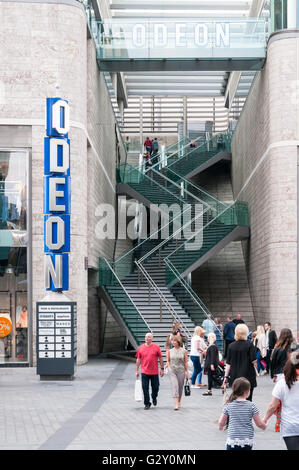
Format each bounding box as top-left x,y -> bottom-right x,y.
110,0 -> 251,11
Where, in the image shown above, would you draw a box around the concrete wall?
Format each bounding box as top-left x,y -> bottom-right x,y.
191,162 -> 255,330
231,31 -> 299,337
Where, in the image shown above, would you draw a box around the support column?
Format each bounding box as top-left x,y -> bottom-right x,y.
213,98 -> 216,132
288,0 -> 297,28
117,98 -> 124,128
111,72 -> 117,99
139,96 -> 143,150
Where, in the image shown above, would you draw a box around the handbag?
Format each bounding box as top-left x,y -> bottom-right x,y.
134,379 -> 142,402
184,379 -> 191,396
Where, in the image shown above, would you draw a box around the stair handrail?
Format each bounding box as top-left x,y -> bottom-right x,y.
122,132 -> 209,180
115,162 -> 215,267
164,259 -> 223,340
149,167 -> 222,212
162,201 -> 249,335
142,135 -> 197,172
161,166 -> 229,210
134,261 -> 192,342
137,203 -> 246,341
116,152 -> 234,271
142,135 -> 190,167
119,162 -> 202,208
164,200 -> 249,263
139,198 -> 249,266
100,257 -> 153,334
143,132 -> 232,176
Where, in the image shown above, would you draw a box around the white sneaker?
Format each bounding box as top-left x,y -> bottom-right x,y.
191,385 -> 198,389
261,370 -> 267,376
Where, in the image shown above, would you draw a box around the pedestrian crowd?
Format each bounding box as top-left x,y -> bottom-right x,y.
135,315 -> 299,451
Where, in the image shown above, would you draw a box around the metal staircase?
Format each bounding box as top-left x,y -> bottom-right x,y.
98,133 -> 249,356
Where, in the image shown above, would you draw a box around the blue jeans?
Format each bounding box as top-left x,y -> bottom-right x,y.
190,356 -> 202,385
141,373 -> 159,406
197,371 -> 203,384
256,349 -> 265,374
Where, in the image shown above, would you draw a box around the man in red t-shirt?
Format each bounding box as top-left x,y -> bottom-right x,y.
136,332 -> 164,409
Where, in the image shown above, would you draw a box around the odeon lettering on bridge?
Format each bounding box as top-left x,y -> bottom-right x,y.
44,98 -> 70,292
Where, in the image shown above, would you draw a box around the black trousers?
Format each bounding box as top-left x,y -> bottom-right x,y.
207,369 -> 214,390
266,349 -> 272,373
141,373 -> 159,406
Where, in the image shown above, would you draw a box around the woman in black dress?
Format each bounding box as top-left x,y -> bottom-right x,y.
270,328 -> 294,383
202,332 -> 219,396
223,324 -> 257,401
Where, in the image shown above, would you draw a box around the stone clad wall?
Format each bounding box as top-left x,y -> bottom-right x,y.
0,0 -> 127,364
2,1 -> 89,365
231,32 -> 298,336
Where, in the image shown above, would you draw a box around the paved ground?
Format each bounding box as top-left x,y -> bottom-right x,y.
0,357 -> 285,451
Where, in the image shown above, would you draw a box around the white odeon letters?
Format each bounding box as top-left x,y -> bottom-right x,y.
130,22 -> 230,48
44,98 -> 71,291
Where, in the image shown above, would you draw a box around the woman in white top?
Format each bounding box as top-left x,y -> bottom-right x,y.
190,326 -> 207,388
255,325 -> 267,376
263,351 -> 299,450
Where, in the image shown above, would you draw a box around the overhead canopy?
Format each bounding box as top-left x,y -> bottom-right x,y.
94,0 -> 269,128
110,0 -> 267,17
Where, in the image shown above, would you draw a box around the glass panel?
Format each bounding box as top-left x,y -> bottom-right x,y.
164,201 -> 249,286
96,18 -> 267,61
0,248 -> 27,363
0,150 -> 28,363
99,257 -> 150,345
274,0 -> 283,30
283,0 -> 288,28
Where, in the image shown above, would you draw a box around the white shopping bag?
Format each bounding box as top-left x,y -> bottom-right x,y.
222,384 -> 229,406
135,379 -> 142,402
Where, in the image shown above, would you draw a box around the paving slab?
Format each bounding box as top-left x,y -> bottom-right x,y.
0,358 -> 286,451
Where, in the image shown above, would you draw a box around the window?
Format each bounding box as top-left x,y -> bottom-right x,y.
0,151 -> 28,363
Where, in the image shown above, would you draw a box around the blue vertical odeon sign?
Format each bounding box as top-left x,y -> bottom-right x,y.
44,98 -> 70,291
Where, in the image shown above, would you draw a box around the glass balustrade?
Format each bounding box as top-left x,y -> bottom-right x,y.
164,201 -> 249,286
99,257 -> 151,344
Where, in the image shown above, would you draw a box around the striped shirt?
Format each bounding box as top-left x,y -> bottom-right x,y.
223,400 -> 259,448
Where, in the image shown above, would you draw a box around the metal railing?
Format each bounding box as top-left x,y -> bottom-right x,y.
99,257 -> 153,334
165,260 -> 223,340
135,261 -> 192,342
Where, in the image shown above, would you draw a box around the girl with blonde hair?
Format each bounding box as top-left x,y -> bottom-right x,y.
254,325 -> 267,375
202,332 -> 219,396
